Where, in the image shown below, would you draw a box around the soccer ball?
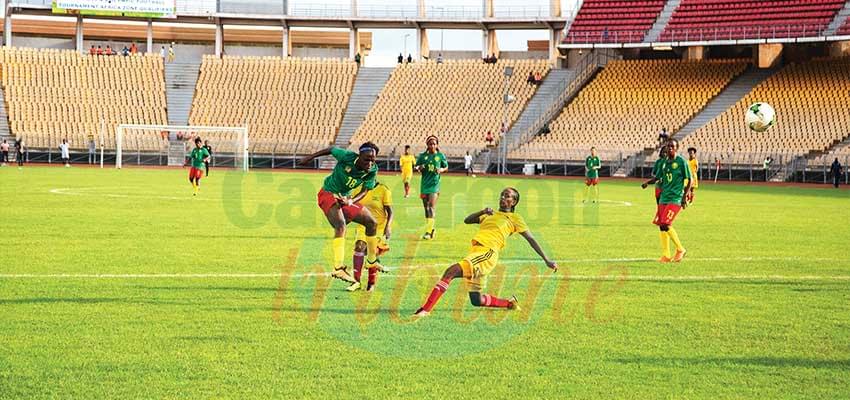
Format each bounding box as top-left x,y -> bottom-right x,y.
745,102 -> 776,132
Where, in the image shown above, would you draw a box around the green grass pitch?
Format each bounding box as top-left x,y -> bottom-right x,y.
1,166 -> 849,398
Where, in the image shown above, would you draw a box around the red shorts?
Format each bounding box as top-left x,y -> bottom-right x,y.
189,167 -> 203,180
585,177 -> 599,186
654,187 -> 662,202
317,189 -> 363,221
420,192 -> 439,200
653,203 -> 682,226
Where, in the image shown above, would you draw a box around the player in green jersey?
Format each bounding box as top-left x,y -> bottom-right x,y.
652,139 -> 692,263
299,142 -> 385,285
583,147 -> 601,203
641,147 -> 668,204
186,137 -> 210,196
414,135 -> 448,240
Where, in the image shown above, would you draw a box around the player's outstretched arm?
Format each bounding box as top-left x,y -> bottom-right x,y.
298,147 -> 333,166
463,208 -> 493,224
520,231 -> 558,272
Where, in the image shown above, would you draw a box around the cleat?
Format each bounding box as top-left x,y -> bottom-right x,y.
508,295 -> 521,311
413,308 -> 430,317
331,266 -> 357,284
421,232 -> 432,240
673,249 -> 687,263
345,281 -> 361,292
658,256 -> 672,263
366,284 -> 375,292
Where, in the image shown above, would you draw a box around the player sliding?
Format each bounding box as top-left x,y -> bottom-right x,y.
187,137 -> 210,196
583,147 -> 601,203
399,145 -> 415,198
415,135 -> 448,240
414,188 -> 558,317
348,181 -> 393,292
653,139 -> 692,263
298,143 -> 385,285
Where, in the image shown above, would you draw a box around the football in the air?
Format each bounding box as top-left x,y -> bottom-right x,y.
745,102 -> 776,132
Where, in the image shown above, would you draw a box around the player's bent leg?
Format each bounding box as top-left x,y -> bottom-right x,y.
468,292 -> 514,309
324,205 -> 356,284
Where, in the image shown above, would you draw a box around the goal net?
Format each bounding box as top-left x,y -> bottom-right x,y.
115,124 -> 249,171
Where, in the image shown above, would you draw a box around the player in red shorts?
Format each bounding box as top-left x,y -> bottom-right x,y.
652,139 -> 691,263
186,137 -> 210,196
299,142 -> 384,285
583,147 -> 601,203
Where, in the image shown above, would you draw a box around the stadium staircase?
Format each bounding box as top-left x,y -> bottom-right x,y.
823,0 -> 850,36
643,0 -> 682,43
164,62 -> 201,126
0,87 -> 12,145
319,67 -> 394,169
613,66 -> 776,177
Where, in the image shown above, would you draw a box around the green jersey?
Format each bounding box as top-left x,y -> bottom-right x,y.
416,151 -> 448,194
658,155 -> 691,204
322,147 -> 378,196
585,156 -> 601,178
189,147 -> 210,168
652,157 -> 666,188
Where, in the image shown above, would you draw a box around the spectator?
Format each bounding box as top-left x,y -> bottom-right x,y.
527,71 -> 535,85
122,46 -> 130,57
88,138 -> 96,164
534,71 -> 543,85
59,139 -> 70,167
168,42 -> 175,63
763,156 -> 773,181
89,45 -> 96,55
0,139 -> 8,166
464,151 -> 473,176
658,127 -> 669,144
96,45 -> 103,56
160,46 -> 167,59
537,122 -> 551,136
407,54 -> 413,63
398,53 -> 403,64
831,158 -> 843,188
130,42 -> 138,55
105,45 -> 114,56
14,138 -> 23,167
602,27 -> 610,41
485,130 -> 495,147
354,52 -> 361,66
437,53 -> 443,64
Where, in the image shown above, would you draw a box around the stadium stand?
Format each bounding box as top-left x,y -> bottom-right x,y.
509,59 -> 748,162
0,47 -> 167,151
682,58 -> 850,163
189,55 -> 357,155
564,0 -> 665,43
839,16 -> 850,34
660,0 -> 846,41
350,59 -> 550,158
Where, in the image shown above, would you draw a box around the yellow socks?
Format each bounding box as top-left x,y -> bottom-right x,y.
667,227 -> 684,251
332,237 -> 345,268
365,235 -> 379,265
659,232 -> 671,258
425,218 -> 435,234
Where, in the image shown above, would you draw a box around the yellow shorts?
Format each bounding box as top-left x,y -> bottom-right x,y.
354,222 -> 390,254
401,169 -> 413,183
459,244 -> 499,292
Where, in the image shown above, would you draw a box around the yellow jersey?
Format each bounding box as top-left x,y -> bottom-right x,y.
400,154 -> 415,174
687,158 -> 699,187
355,183 -> 392,224
473,211 -> 528,252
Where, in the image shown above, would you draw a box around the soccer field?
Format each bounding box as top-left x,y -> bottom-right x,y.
2,166 -> 849,398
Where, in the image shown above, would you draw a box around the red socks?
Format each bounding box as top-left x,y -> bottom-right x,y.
367,267 -> 377,288
352,251 -> 364,282
420,277 -> 451,312
480,294 -> 511,308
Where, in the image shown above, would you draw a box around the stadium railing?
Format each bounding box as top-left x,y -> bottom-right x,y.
564,24 -> 836,44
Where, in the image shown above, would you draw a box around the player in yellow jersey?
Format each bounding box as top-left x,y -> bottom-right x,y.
414,188 -> 558,316
686,147 -> 699,204
399,145 -> 416,198
348,182 -> 393,292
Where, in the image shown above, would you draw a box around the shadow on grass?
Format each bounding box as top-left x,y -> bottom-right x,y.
612,356 -> 850,369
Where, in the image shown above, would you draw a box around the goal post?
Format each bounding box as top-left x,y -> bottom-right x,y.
115,124 -> 249,171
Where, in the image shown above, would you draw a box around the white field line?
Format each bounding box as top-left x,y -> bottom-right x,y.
1,257 -> 849,282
